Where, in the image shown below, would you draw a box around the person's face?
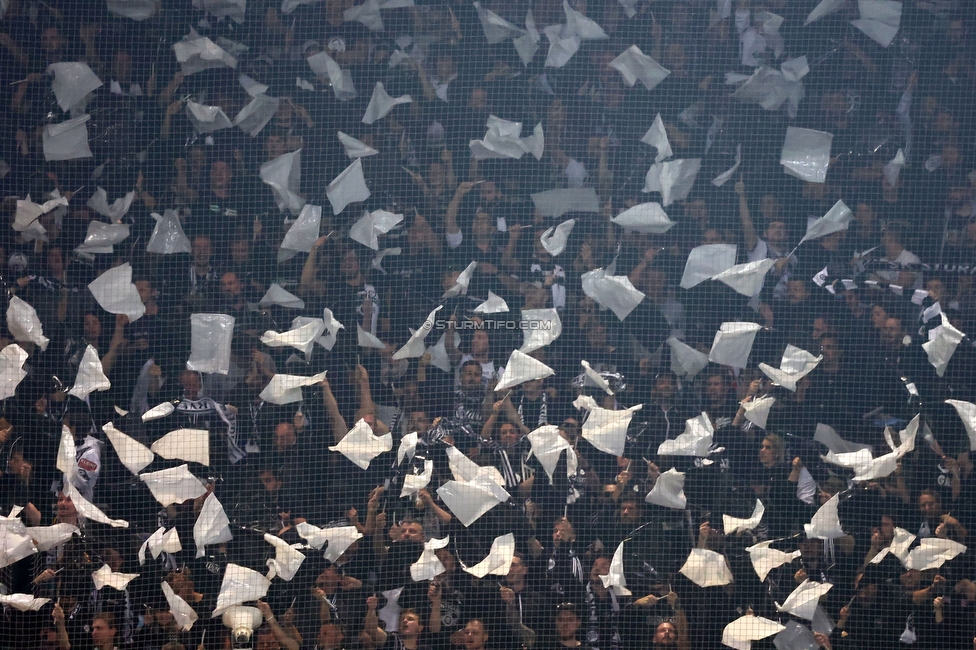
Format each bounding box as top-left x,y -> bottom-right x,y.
154,610 -> 175,630
652,376 -> 676,403
589,557 -> 611,587
402,522 -> 425,544
257,630 -> 281,650
471,330 -> 489,355
221,273 -> 242,297
400,613 -> 423,635
870,305 -> 888,329
925,279 -> 945,303
553,519 -> 575,543
462,621 -> 488,650
136,280 -> 153,303
408,410 -> 430,433
559,420 -> 580,443
759,439 -> 778,467
275,423 -> 297,449
812,317 -> 829,340
507,556 -> 528,581
340,250 -> 360,278
786,280 -> 808,303
265,135 -> 287,159
210,161 -> 232,187
760,194 -> 781,219
112,51 -> 133,83
316,566 -> 340,592
181,372 -> 202,398
880,515 -> 895,541
91,620 -> 116,648
820,337 -> 841,363
48,247 -> 64,273
919,494 -> 941,520
705,376 -> 727,402
231,240 -> 250,264
619,499 -> 641,523
318,624 -> 344,649
765,221 -> 787,246
555,611 -> 580,639
101,547 -> 123,571
460,364 -> 482,387
702,228 -> 723,245
41,27 -> 62,54
259,471 -> 282,492
7,452 -> 28,479
192,237 -> 212,265
84,314 -> 102,341
56,492 -> 77,520
472,210 -> 494,239
881,318 -> 903,347
498,423 -> 520,446
653,622 -> 678,646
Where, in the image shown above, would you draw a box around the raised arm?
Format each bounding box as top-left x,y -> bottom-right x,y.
735,179 -> 759,253
321,378 -> 349,444
364,595 -> 389,647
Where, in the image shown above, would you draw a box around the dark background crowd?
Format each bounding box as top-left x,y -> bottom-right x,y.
2,0 -> 976,648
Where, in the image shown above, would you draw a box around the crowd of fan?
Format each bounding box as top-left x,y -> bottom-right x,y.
3,0 -> 976,648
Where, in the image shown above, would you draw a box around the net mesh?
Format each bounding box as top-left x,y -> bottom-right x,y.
1,0 -> 975,649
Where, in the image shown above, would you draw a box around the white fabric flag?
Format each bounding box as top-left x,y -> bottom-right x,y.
612,202 -> 674,234
667,337 -> 709,379
712,259 -> 775,297
264,533 -> 306,581
851,0 -> 901,47
140,465 -> 207,507
804,494 -> 845,539
526,425 -> 578,481
580,267 -> 645,320
362,82 -> 412,124
496,350 -> 555,391
600,541 -> 632,596
722,615 -> 785,650
261,320 -> 328,357
473,1 -> 525,43
92,564 -> 139,591
67,345 -> 110,399
147,210 -> 192,254
400,459 -> 434,497
580,360 -> 613,395
393,306 -> 442,360
88,263 -> 146,322
724,500 -> 765,534
442,260 -> 478,299
463,533 -> 516,578
437,473 -> 510,527
540,219 -> 576,256
475,291 -> 510,314
521,308 -> 562,353
29,523 -> 79,552
139,526 -> 182,565
327,159 -> 371,214
186,102 -> 233,133
261,149 -> 305,216
43,115 -> 93,161
646,468 -> 687,509
6,296 -> 49,351
329,419 -> 393,469
162,582 -> 198,631
338,131 -> 379,158
172,35 -> 237,75
742,396 -> 776,429
800,200 -> 852,244
48,62 -> 103,112
259,284 -> 305,309
0,344 -> 29,400
350,209 -> 404,250
923,313 -> 965,377
410,536 -> 450,581
63,481 -> 129,528
74,221 -> 131,255
573,395 -> 641,457
709,322 -> 762,369
0,594 -> 51,611
234,94 -> 280,137
213,564 -> 271,617
680,548 -> 733,587
643,159 -> 701,206
904,538 -> 967,571
259,372 -> 328,405
745,541 -> 800,581
103,423 -> 154,475
777,580 -> 833,621
681,244 -> 737,289
610,46 -> 670,91
87,187 -> 135,221
280,204 -> 322,258
658,413 -> 713,457
193,492 -> 233,557
759,345 -> 823,391
187,314 -> 235,375
781,127 -> 832,184
151,429 -> 210,466
641,114 -> 673,162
